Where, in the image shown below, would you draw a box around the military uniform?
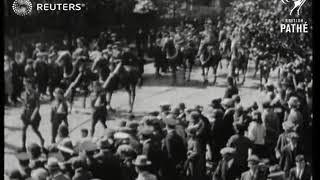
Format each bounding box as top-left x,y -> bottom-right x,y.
90,90 -> 108,136
20,87 -> 44,150
50,101 -> 69,143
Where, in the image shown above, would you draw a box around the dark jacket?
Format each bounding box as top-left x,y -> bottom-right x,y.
92,150 -> 123,180
279,144 -> 304,176
213,158 -> 241,180
142,139 -> 163,172
72,168 -> 93,180
288,164 -> 312,180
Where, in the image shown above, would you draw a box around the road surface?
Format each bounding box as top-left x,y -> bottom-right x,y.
4,59 -> 275,170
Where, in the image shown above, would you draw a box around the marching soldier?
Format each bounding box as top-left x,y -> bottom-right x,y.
20,78 -> 45,151
50,88 -> 69,144
90,81 -> 108,137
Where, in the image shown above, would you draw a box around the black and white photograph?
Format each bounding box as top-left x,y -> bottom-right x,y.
4,0 -> 313,179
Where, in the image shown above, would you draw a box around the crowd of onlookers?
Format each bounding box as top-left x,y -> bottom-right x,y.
5,70 -> 313,180
4,0 -> 313,179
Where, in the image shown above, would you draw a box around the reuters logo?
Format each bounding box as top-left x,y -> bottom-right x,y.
12,0 -> 33,16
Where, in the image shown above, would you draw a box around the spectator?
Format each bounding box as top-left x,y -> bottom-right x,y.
133,155 -> 157,180
31,168 -> 49,180
247,111 -> 266,158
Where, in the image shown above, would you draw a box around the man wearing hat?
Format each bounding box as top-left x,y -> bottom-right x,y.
50,87 -> 69,143
134,155 -> 157,180
71,156 -> 93,180
158,102 -> 171,120
227,122 -> 253,172
240,155 -> 263,180
20,78 -> 45,151
139,128 -> 162,175
46,157 -> 70,180
90,81 -> 108,137
279,132 -> 304,177
92,137 -> 122,180
262,100 -> 280,163
213,147 -> 241,180
162,116 -> 187,180
288,155 -> 312,180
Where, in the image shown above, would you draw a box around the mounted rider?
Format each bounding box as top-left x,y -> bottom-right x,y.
197,20 -> 216,57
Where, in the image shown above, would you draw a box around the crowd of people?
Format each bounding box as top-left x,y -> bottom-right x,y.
4,0 -> 313,179
5,73 -> 313,180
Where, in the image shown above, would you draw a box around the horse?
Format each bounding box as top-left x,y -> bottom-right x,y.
229,46 -> 248,85
199,44 -> 222,85
163,38 -> 180,85
101,59 -> 140,113
56,51 -> 95,112
180,41 -> 197,82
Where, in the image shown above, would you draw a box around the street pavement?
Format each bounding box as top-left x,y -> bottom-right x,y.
4,59 -> 277,171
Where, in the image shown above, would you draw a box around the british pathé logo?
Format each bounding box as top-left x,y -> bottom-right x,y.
280,19 -> 308,33
281,0 -> 307,16
12,0 -> 33,16
12,0 -> 86,15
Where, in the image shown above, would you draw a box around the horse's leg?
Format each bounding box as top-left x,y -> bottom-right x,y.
204,67 -> 209,85
253,58 -> 259,78
212,65 -> 217,85
260,70 -> 263,91
187,60 -> 192,82
181,56 -> 186,81
241,66 -> 247,85
130,85 -> 136,113
106,91 -> 114,112
171,62 -> 177,85
126,87 -> 132,113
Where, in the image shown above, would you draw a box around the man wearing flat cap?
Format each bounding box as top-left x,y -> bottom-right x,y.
134,155 -> 157,180
139,128 -> 162,175
227,122 -> 253,172
46,157 -> 70,180
92,137 -> 123,180
240,155 -> 264,180
161,116 -> 187,180
71,156 -> 93,180
213,147 -> 241,180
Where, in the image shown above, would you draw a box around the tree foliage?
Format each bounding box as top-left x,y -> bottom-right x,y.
224,0 -> 312,59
